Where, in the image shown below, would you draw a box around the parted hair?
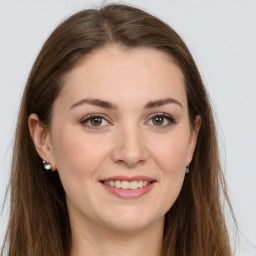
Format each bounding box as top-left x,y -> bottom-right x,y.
1,3 -> 235,256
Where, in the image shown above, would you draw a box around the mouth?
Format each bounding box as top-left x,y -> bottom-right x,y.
99,176 -> 156,199
101,180 -> 153,190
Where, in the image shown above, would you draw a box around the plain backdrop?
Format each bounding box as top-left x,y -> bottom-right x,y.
0,0 -> 255,255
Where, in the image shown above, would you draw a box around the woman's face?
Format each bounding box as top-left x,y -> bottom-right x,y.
42,47 -> 200,232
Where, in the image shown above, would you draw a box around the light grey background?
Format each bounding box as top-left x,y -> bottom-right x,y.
0,0 -> 255,255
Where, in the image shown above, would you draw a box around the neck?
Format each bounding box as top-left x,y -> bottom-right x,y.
70,215 -> 164,256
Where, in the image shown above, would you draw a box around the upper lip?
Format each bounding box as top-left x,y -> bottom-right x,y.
100,175 -> 156,182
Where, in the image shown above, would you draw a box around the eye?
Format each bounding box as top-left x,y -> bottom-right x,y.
81,114 -> 111,128
146,113 -> 176,128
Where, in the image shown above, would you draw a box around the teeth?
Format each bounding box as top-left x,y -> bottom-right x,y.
137,180 -> 143,188
130,181 -> 138,190
115,180 -> 121,189
103,180 -> 151,189
121,181 -> 130,189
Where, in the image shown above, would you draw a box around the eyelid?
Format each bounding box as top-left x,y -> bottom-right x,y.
146,112 -> 177,128
80,112 -> 176,129
80,113 -> 112,128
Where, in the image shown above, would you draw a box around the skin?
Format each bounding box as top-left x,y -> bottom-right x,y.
29,46 -> 201,256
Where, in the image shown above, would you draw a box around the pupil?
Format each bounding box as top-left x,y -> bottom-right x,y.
91,117 -> 102,126
153,116 -> 163,125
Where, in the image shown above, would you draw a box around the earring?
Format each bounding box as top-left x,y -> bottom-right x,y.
43,160 -> 52,171
185,166 -> 189,174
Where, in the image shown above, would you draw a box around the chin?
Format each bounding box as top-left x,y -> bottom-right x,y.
99,210 -> 162,233
104,220 -> 151,232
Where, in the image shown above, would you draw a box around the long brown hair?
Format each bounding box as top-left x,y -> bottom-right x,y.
1,3 -> 235,256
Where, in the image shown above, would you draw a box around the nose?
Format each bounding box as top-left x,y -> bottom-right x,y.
111,125 -> 149,168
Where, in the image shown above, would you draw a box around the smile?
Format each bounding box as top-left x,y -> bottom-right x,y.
100,176 -> 156,199
103,180 -> 151,190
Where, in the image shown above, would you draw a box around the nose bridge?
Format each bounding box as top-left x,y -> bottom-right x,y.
112,120 -> 148,167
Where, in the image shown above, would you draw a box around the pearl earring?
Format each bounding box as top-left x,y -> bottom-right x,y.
43,160 -> 52,171
185,166 -> 189,174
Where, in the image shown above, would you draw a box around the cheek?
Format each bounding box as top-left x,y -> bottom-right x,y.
51,128 -> 109,179
150,132 -> 190,213
150,131 -> 190,173
51,129 -> 112,211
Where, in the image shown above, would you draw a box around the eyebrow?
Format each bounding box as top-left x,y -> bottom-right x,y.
69,98 -> 183,110
145,98 -> 183,109
70,99 -> 118,110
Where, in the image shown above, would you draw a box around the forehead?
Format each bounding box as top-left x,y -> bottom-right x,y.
58,46 -> 187,110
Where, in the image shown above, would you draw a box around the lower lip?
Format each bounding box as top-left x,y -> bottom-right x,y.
101,182 -> 155,199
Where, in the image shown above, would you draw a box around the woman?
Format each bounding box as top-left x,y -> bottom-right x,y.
1,3 -> 235,256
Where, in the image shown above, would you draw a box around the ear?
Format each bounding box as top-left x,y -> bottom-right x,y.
28,114 -> 57,171
186,115 -> 201,165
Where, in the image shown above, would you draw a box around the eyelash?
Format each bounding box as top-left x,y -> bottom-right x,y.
147,113 -> 177,128
80,114 -> 111,129
80,113 -> 176,129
